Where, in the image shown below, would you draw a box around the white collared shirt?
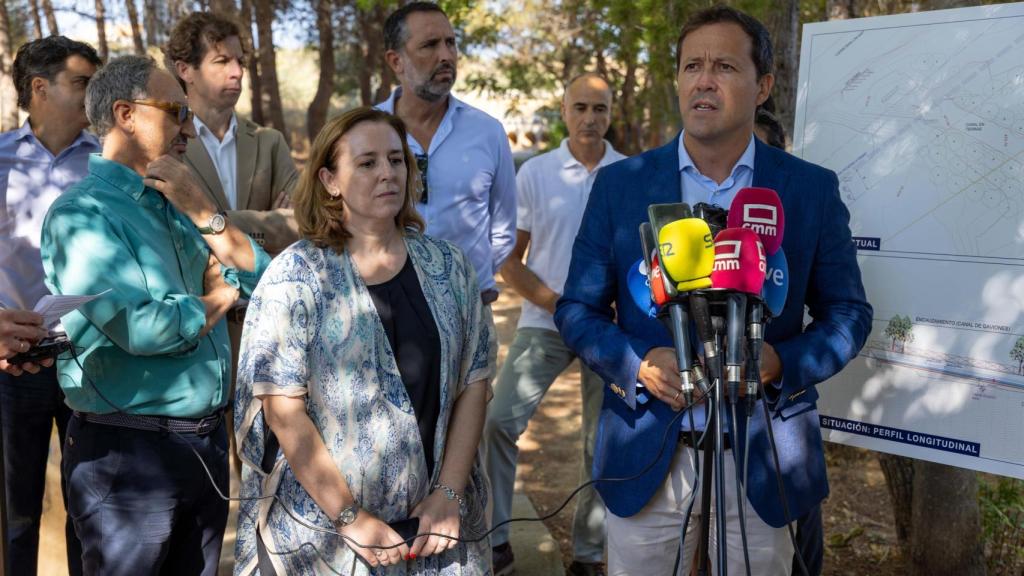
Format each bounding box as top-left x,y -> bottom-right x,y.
194,113 -> 239,209
376,89 -> 517,293
515,138 -> 626,331
0,122 -> 99,309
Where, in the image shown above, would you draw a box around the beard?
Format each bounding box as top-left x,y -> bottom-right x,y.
412,64 -> 456,102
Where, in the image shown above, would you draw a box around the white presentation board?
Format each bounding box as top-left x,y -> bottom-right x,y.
793,2 -> 1024,478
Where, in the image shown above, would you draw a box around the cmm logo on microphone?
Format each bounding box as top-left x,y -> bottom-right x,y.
742,204 -> 778,236
713,240 -> 742,272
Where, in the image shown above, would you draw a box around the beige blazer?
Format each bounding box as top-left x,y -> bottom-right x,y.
184,117 -> 299,255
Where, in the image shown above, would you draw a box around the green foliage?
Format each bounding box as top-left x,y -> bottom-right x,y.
884,314 -> 914,351
1011,336 -> 1024,374
979,477 -> 1024,574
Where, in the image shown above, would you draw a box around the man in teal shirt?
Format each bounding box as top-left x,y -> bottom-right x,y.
40,55 -> 269,575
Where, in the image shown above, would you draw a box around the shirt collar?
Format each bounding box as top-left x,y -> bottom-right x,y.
379,86 -> 465,116
193,112 -> 238,141
557,138 -> 619,170
14,121 -> 34,142
13,120 -> 100,152
88,154 -> 150,201
677,132 -> 756,178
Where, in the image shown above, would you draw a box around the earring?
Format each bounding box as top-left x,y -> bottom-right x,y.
328,187 -> 341,198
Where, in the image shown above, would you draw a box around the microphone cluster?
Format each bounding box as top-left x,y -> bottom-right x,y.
630,187 -> 790,408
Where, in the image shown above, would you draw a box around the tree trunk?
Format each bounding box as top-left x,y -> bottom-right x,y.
367,4 -> 393,105
878,452 -> 915,558
95,0 -> 110,62
168,0 -> 189,23
307,0 -> 335,141
765,0 -> 799,142
143,0 -> 160,49
827,0 -> 857,20
254,0 -> 286,134
28,0 -> 43,40
354,7 -> 372,106
125,0 -> 146,55
41,0 -> 59,35
879,453 -> 987,575
210,0 -> 236,13
0,0 -> 18,130
238,0 -> 264,125
909,461 -> 986,576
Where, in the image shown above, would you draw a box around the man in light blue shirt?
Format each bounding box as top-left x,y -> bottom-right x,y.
0,35 -> 100,576
378,2 -> 516,303
40,55 -> 269,575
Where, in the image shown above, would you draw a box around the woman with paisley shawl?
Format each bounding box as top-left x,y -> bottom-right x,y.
233,107 -> 495,575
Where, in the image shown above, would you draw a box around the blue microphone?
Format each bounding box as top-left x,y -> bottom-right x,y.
627,258 -> 658,318
745,248 -> 789,407
762,248 -> 789,318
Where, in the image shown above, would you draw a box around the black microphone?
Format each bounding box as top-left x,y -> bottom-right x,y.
745,302 -> 764,413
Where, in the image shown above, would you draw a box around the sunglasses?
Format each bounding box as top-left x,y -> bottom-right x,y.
415,153 -> 429,204
130,99 -> 193,125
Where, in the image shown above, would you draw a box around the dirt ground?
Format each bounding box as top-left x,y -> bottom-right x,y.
34,279 -> 906,575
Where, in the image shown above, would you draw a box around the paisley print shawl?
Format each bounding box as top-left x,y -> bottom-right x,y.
233,232 -> 496,575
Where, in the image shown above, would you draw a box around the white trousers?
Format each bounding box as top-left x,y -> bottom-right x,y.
607,442 -> 794,576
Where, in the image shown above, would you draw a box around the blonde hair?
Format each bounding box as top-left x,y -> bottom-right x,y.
293,107 -> 425,252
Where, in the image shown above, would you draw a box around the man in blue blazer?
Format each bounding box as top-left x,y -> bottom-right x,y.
554,6 -> 872,575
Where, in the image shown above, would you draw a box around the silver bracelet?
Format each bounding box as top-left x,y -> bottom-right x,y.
432,483 -> 467,515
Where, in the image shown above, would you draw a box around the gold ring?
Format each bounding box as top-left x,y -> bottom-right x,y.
673,390 -> 682,401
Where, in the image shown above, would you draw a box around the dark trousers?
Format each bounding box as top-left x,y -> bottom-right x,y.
0,366 -> 81,575
63,413 -> 229,576
792,504 -> 824,576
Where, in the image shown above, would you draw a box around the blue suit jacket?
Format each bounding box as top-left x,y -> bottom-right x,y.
554,136 -> 873,527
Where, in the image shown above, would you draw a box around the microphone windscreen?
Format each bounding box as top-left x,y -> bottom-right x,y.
627,258 -> 658,318
762,248 -> 789,317
657,218 -> 714,292
710,227 -> 766,295
648,253 -> 671,306
727,187 -> 785,255
693,202 -> 728,238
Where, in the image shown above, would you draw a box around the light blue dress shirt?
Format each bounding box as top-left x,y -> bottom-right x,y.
678,131 -> 756,210
40,155 -> 270,417
674,132 -> 756,431
0,121 -> 100,309
377,88 -> 517,293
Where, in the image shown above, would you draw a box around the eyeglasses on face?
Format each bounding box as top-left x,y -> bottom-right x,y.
130,99 -> 193,125
415,153 -> 429,204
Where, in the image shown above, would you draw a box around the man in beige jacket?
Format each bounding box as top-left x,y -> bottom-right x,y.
164,13 -> 299,474
164,12 -> 298,258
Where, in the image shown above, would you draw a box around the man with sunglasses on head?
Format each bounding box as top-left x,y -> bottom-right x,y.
0,35 -> 101,576
377,1 -> 517,306
38,55 -> 270,575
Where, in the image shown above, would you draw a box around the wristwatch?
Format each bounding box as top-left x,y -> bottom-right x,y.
196,211 -> 227,235
433,483 -> 467,516
333,502 -> 360,529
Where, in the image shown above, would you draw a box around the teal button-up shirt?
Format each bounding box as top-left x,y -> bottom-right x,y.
41,154 -> 271,417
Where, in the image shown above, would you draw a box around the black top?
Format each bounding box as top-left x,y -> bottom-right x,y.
365,256 -> 443,479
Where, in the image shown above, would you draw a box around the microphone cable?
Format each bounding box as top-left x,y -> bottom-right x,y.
65,346 -> 715,568
730,400 -> 753,576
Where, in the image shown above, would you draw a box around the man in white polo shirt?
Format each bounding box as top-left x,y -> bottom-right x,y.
484,73 -> 625,576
